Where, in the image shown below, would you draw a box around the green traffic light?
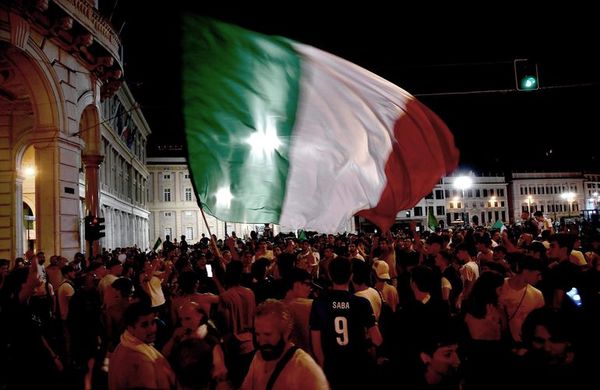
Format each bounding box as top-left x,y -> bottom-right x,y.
520,75 -> 538,90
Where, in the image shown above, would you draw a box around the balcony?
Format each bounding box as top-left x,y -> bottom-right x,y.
7,0 -> 123,98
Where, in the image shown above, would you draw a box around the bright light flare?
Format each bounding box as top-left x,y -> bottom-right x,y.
454,175 -> 473,190
215,187 -> 233,209
24,166 -> 36,177
561,192 -> 576,202
246,116 -> 282,158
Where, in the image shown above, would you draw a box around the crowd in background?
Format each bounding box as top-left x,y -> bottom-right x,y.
0,211 -> 599,389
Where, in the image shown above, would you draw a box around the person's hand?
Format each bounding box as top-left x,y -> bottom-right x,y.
226,236 -> 236,248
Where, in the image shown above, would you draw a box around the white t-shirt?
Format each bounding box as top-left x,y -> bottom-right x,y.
499,278 -> 545,342
355,287 -> 382,320
242,347 -> 329,390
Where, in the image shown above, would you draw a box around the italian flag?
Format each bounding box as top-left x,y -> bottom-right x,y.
182,16 -> 459,233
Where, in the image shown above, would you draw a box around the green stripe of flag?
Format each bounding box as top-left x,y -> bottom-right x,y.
182,15 -> 301,223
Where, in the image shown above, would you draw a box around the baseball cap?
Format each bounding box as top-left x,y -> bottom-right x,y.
372,259 -> 391,280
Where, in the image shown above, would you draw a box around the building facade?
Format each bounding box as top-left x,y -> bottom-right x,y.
510,172 -> 585,224
359,170 -> 600,232
96,85 -> 151,251
148,158 -> 600,237
387,172 -> 509,230
147,157 -> 275,245
0,0 -> 148,261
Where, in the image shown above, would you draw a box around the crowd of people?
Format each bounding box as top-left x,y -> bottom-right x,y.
1,214 -> 599,389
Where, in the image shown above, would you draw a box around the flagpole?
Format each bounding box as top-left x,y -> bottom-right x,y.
199,202 -> 222,259
199,202 -> 213,239
198,202 -> 227,294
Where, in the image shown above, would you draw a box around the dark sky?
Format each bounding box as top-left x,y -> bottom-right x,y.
110,3 -> 600,173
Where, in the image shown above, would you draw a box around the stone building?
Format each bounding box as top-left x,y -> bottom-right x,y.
0,0 -> 149,261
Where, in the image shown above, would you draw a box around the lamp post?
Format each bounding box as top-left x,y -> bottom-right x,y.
454,175 -> 473,226
526,195 -> 533,214
561,191 -> 576,218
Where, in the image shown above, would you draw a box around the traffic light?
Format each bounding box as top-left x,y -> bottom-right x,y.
514,59 -> 539,91
84,215 -> 105,241
84,215 -> 95,241
95,217 -> 106,239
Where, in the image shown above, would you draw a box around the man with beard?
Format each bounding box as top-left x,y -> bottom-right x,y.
109,302 -> 175,390
242,300 -> 328,390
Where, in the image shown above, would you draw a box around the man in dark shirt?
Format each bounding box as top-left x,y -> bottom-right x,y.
310,257 -> 382,389
546,233 -> 581,310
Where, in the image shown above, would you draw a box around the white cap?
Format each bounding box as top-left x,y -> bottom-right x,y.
372,260 -> 390,280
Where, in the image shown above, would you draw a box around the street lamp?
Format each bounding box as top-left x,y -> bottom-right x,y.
561,191 -> 576,217
527,195 -> 533,214
454,175 -> 473,226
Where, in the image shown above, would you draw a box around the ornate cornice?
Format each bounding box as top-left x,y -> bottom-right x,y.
4,0 -> 124,99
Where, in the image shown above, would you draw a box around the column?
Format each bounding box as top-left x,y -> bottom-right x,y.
34,130 -> 83,258
0,170 -> 24,260
175,210 -> 180,241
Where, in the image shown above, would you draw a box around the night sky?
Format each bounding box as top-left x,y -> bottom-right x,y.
110,3 -> 600,173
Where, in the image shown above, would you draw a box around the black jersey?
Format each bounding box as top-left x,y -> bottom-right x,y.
309,289 -> 376,367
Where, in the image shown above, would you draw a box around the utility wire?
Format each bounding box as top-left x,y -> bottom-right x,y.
414,82 -> 600,97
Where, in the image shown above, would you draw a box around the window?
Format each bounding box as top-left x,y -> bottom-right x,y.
435,190 -> 444,199
164,188 -> 171,202
483,189 -> 488,197
475,189 -> 481,198
445,190 -> 450,198
184,173 -> 191,179
490,189 -> 495,196
501,211 -> 506,221
498,189 -> 504,197
467,190 -> 473,198
501,201 -> 505,207
163,174 -> 171,180
436,206 -> 445,215
414,207 -> 423,216
164,212 -> 172,217
185,227 -> 194,240
185,188 -> 193,202
520,187 -> 524,195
